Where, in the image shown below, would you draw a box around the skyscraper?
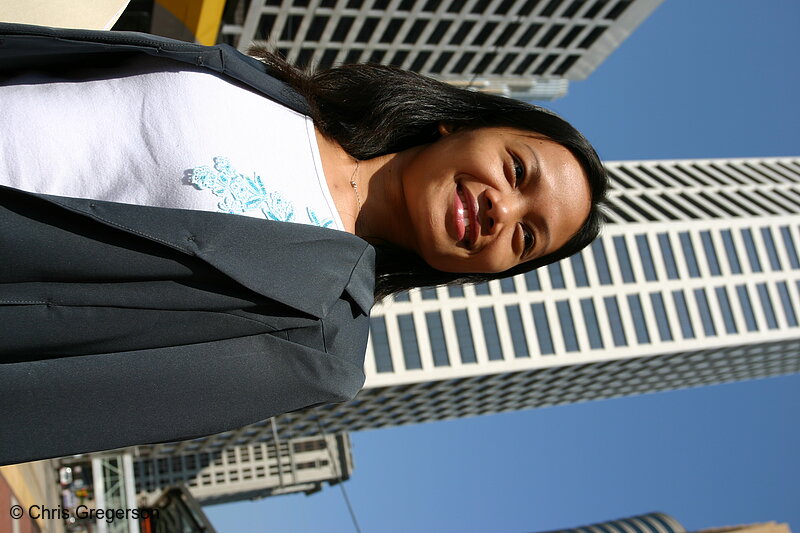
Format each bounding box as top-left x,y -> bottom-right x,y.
137,155 -> 800,457
219,0 -> 664,100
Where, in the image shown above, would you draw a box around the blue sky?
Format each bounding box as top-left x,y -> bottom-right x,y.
206,2 -> 800,531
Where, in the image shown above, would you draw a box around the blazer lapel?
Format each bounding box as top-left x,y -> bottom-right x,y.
36,192 -> 376,318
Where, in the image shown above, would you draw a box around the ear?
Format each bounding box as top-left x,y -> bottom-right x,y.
438,123 -> 455,136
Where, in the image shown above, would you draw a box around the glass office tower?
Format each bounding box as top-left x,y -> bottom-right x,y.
220,0 -> 664,100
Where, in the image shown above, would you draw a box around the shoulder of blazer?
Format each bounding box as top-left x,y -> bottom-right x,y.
3,186 -> 376,318
0,22 -> 310,116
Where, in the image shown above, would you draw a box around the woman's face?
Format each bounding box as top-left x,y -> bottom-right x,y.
400,126 -> 592,273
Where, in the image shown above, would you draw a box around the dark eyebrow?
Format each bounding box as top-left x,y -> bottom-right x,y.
521,142 -> 550,259
523,142 -> 541,183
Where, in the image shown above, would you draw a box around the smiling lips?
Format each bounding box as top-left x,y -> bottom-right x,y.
454,184 -> 478,247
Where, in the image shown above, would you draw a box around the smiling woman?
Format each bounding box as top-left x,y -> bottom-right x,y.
0,22 -> 606,464
253,48 -> 609,298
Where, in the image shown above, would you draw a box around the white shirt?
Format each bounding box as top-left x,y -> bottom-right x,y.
0,55 -> 344,231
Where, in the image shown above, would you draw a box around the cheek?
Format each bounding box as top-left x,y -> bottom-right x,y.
425,252 -> 515,274
479,250 -> 515,273
477,233 -> 518,270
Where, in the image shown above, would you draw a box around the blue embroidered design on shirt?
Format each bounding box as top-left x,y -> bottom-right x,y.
307,207 -> 334,228
189,157 -> 296,222
189,157 -> 337,228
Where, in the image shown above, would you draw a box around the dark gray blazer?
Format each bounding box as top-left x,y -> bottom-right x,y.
0,23 -> 375,465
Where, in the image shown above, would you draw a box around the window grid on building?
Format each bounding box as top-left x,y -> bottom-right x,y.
602,158 -> 800,225
221,0 -> 663,100
365,266 -> 800,385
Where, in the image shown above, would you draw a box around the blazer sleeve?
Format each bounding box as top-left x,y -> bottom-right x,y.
0,310 -> 367,465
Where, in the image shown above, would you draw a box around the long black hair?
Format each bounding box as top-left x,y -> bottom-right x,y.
249,48 -> 608,301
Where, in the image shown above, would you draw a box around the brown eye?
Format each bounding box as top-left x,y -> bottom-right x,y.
520,224 -> 534,255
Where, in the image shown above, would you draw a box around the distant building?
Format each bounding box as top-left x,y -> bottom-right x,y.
539,512 -> 685,533
134,433 -> 353,505
57,453 -> 140,533
140,486 -> 219,533
695,523 -> 792,533
536,513 -> 793,533
136,155 -> 800,457
220,0 -> 664,100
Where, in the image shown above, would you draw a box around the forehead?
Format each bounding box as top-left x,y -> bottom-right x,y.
491,127 -> 562,148
473,128 -> 579,165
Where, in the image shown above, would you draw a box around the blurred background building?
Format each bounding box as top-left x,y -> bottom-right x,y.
540,512 -> 686,533
1,460 -> 63,533
538,512 -> 792,533
133,433 -> 353,505
42,432 -> 350,531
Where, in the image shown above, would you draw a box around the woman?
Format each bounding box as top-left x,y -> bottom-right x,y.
250,49 -> 607,299
0,22 -> 606,464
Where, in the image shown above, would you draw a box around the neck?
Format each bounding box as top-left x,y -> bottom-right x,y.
355,149 -> 420,251
315,128 -> 422,253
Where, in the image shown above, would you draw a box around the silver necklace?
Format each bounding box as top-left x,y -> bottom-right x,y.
349,159 -> 361,212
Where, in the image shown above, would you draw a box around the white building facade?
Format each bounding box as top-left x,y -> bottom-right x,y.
137,156 -> 800,457
220,0 -> 664,100
133,433 -> 354,505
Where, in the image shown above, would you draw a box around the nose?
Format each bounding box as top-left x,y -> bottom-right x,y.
482,188 -> 516,233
